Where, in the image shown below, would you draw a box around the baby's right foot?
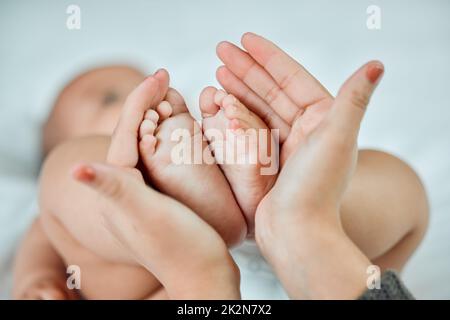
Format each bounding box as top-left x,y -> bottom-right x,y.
200,87 -> 279,234
136,89 -> 246,246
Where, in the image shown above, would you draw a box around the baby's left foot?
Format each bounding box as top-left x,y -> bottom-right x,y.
200,87 -> 278,234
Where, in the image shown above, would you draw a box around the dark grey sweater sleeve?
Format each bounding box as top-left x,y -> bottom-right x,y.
359,270 -> 415,300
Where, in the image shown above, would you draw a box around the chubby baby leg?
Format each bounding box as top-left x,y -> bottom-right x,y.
340,150 -> 429,271
39,136 -> 162,299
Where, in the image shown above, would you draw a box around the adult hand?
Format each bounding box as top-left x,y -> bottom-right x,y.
216,32 -> 336,165
107,69 -> 169,169
74,67 -> 241,299
72,162 -> 241,299
254,59 -> 384,299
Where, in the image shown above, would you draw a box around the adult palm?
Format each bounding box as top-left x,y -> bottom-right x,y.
216,32 -> 335,165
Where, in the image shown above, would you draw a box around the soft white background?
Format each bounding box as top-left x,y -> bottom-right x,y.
1,0 -> 449,299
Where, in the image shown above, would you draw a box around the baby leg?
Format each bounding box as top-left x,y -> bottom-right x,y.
39,136 -> 161,299
340,150 -> 429,271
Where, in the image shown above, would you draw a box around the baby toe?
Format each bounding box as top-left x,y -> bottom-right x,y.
214,89 -> 227,106
223,97 -> 249,122
156,101 -> 173,120
139,134 -> 157,156
139,119 -> 157,139
144,109 -> 159,123
229,118 -> 243,130
199,86 -> 220,118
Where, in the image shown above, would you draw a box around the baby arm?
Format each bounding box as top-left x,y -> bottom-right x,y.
13,218 -> 78,299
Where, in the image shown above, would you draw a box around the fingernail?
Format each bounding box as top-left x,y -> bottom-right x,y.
153,68 -> 164,76
243,32 -> 256,39
217,41 -> 231,50
72,164 -> 96,183
366,63 -> 384,84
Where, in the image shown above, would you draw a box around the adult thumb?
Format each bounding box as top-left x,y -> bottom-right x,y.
329,61 -> 384,140
71,162 -> 133,201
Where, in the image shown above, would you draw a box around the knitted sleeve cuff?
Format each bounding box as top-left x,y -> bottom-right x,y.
359,270 -> 415,300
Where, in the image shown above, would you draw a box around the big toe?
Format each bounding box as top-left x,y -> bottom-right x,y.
199,86 -> 220,118
156,101 -> 173,120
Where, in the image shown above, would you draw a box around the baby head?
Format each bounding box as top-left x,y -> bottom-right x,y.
42,65 -> 145,155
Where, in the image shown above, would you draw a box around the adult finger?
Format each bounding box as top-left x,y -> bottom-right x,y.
240,32 -> 331,109
328,61 -> 384,142
165,87 -> 189,115
71,161 -> 232,299
217,40 -> 300,124
107,69 -> 169,168
216,65 -> 290,142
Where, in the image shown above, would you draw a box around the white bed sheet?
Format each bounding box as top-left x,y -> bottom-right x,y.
1,0 -> 449,299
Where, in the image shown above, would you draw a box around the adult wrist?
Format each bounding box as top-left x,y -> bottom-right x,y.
167,254 -> 241,299
257,210 -> 371,300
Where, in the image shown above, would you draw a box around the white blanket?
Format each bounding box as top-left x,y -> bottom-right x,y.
1,0 -> 449,299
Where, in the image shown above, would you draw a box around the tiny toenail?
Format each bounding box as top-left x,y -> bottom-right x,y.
154,68 -> 163,76
230,119 -> 240,129
157,101 -> 172,115
228,104 -> 237,112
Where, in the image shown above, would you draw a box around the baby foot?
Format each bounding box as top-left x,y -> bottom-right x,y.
137,89 -> 246,246
200,87 -> 278,234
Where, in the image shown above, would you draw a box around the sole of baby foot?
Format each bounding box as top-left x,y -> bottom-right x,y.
200,87 -> 279,235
